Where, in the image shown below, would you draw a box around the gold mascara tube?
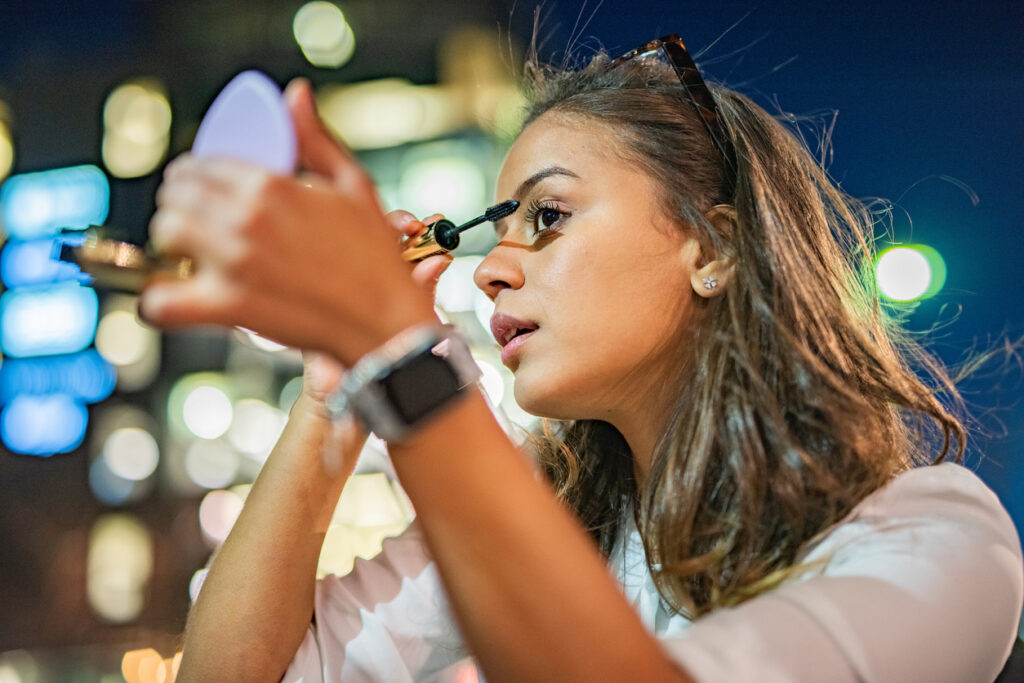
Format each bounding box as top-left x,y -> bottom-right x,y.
57,200 -> 519,293
400,200 -> 519,263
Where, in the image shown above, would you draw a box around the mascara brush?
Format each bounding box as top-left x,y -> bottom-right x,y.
401,200 -> 520,263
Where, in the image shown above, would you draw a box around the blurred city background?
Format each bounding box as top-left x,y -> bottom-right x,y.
0,1 -> 1021,681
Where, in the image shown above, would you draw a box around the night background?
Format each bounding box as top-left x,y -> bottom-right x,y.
0,1 -> 1021,680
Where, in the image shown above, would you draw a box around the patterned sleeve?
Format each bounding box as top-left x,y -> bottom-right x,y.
281,521 -> 473,683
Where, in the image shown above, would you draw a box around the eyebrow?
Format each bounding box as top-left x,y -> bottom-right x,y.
512,165 -> 580,201
494,166 -> 580,237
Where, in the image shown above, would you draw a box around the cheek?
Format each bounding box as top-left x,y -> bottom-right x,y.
512,246 -> 691,416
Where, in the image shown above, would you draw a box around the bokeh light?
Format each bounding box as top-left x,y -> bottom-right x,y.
183,439 -> 239,490
318,80 -> 458,150
1,393 -> 87,455
0,282 -> 98,358
0,164 -> 109,240
278,375 -> 304,413
89,456 -> 138,507
0,349 -> 116,405
293,1 -> 356,68
0,237 -> 84,288
399,155 -> 486,224
226,398 -> 286,460
102,80 -> 171,178
121,648 -> 166,683
188,568 -> 209,603
435,256 -> 484,312
182,385 -> 233,439
198,489 -> 245,544
0,117 -> 13,181
475,358 -> 505,405
875,244 -> 947,302
96,295 -> 160,391
102,427 -> 160,481
87,513 -> 153,623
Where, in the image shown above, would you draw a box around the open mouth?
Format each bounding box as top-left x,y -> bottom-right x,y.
490,313 -> 540,350
501,326 -> 537,346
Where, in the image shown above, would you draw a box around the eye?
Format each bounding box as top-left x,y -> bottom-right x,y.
524,200 -> 570,234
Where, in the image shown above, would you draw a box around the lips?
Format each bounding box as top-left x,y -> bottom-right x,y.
490,313 -> 539,349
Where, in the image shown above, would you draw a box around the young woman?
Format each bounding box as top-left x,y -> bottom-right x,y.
142,35 -> 1022,682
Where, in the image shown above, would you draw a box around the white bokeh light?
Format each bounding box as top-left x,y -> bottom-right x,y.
182,385 -> 233,439
227,399 -> 287,460
102,427 -> 159,481
184,439 -> 240,490
876,247 -> 931,301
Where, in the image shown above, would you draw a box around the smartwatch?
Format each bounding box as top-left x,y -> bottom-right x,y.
326,324 -> 481,443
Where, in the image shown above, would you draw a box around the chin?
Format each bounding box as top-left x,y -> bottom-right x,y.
511,370 -> 593,422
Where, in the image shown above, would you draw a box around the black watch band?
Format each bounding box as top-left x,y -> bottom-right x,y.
325,324 -> 480,443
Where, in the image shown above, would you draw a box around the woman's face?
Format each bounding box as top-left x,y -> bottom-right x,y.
474,112 -> 704,422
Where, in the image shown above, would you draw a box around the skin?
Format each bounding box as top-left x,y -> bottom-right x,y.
475,111 -> 732,479
142,80 -> 732,681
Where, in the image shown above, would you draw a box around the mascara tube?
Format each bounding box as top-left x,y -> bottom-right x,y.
58,200 -> 519,293
401,200 -> 519,263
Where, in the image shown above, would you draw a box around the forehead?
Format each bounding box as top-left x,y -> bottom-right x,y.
497,113 -> 627,194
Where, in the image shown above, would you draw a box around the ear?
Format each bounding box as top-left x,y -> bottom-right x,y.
688,204 -> 736,298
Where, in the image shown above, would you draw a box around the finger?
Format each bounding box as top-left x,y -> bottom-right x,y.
386,210 -> 424,237
148,209 -> 205,259
284,78 -> 368,194
163,154 -> 268,195
138,277 -> 228,329
410,253 -> 453,289
421,213 -> 444,226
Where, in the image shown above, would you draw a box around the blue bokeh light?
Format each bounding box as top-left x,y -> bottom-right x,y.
0,164 -> 110,240
1,393 -> 88,455
0,349 -> 116,404
1,238 -> 86,288
0,282 -> 98,357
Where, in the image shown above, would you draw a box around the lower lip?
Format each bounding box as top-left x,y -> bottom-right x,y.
500,329 -> 537,366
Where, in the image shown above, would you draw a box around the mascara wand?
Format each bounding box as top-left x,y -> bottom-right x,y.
402,200 -> 520,262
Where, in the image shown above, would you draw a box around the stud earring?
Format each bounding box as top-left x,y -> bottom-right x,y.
702,276 -> 718,290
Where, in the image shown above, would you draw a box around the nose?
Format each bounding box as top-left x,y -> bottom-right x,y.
473,242 -> 525,302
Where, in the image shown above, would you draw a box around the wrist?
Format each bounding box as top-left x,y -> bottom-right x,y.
331,291 -> 437,368
326,323 -> 481,444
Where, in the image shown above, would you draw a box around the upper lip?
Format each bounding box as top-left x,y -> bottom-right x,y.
490,313 -> 539,348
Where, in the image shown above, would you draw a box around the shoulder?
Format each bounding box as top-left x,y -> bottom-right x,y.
805,462 -> 1021,567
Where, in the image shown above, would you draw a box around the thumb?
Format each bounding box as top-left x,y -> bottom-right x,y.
284,78 -> 364,190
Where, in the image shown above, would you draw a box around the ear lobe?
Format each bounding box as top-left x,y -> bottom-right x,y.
689,204 -> 737,298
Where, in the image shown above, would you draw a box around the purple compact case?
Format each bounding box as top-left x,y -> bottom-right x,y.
191,70 -> 297,174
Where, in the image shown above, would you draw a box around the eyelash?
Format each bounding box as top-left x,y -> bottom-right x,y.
523,199 -> 571,234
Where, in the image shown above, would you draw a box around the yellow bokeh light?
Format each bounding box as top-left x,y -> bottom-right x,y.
88,513 -> 153,623
0,118 -> 13,181
96,309 -> 155,366
293,1 -> 355,68
102,80 -> 171,178
318,80 -> 460,150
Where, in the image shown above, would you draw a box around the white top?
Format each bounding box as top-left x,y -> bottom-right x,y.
281,463 -> 1023,682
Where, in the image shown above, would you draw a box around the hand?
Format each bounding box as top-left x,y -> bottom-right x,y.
140,79 -> 438,367
301,210 -> 452,406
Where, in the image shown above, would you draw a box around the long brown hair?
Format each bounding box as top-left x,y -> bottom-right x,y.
521,51 -> 968,617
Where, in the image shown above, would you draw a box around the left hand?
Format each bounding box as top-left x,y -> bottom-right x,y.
140,79 -> 437,367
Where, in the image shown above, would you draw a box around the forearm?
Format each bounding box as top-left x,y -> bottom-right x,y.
388,390 -> 692,683
178,394 -> 360,681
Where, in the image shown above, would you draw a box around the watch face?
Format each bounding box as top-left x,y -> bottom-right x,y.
381,351 -> 463,424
